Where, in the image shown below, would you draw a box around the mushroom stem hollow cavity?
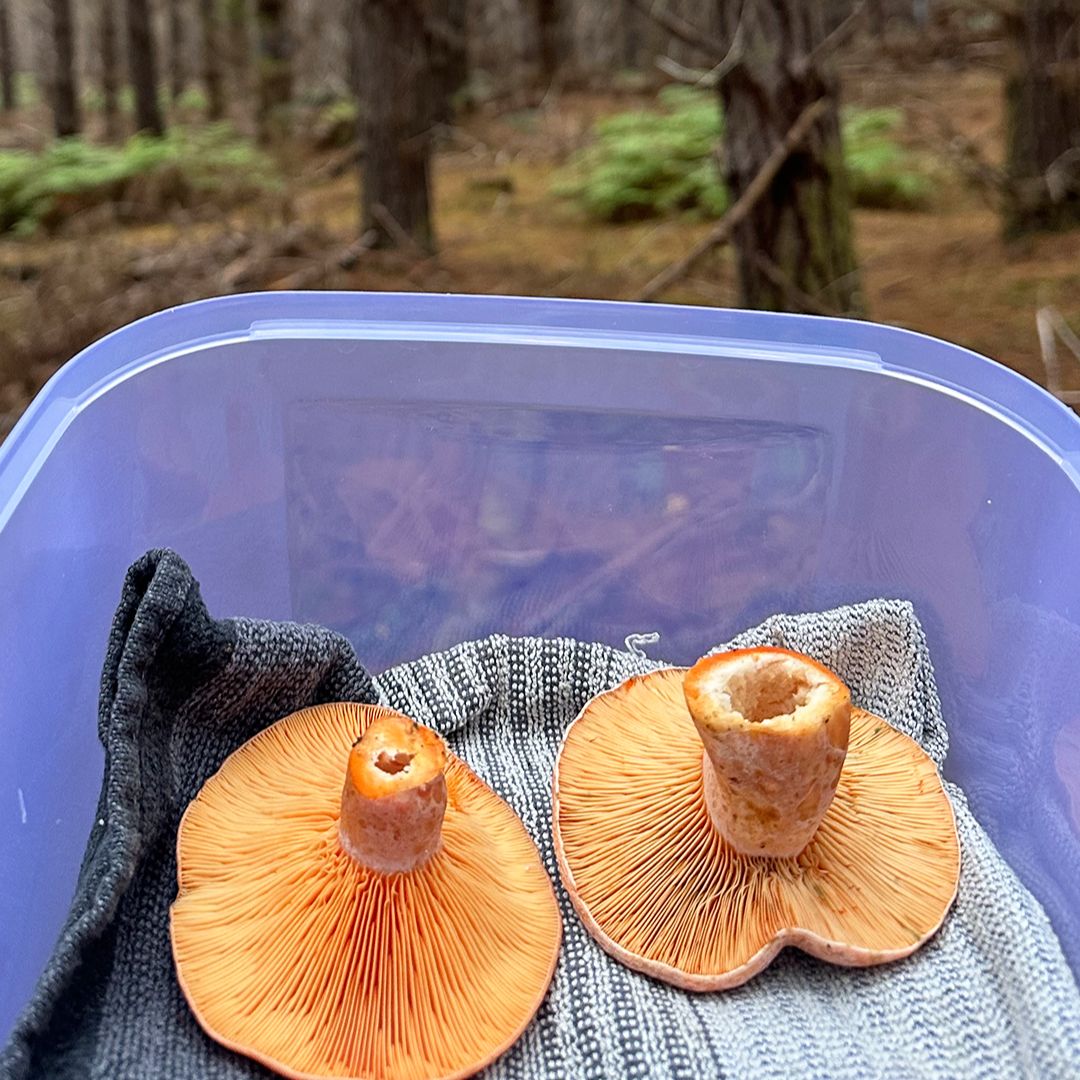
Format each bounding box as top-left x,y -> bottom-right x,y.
683,648 -> 852,858
339,711 -> 448,874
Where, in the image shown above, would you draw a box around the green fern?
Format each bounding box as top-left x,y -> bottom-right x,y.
0,126 -> 281,234
556,91 -> 932,222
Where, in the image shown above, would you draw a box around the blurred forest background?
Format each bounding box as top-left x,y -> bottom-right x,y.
0,0 -> 1079,440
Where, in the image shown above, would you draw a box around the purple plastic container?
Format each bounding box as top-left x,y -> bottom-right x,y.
2,292 -> 1079,1038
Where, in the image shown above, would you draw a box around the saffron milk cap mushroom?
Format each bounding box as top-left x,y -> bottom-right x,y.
171,703 -> 562,1080
552,649 -> 960,990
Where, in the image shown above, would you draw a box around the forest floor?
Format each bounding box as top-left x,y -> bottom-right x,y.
1,61 -> 1079,442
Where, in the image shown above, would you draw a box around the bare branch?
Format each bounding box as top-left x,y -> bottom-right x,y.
812,1 -> 867,64
654,0 -> 751,88
637,97 -> 830,302
627,0 -> 727,60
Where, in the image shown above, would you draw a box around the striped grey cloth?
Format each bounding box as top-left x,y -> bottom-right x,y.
4,551 -> 1080,1079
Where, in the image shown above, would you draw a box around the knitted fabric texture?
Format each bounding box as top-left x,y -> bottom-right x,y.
3,549 -> 1080,1079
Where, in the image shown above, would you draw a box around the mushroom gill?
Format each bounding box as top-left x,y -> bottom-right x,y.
171,703 -> 561,1080
553,662 -> 960,991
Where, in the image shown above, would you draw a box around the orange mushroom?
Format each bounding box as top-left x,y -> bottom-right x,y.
171,703 -> 561,1080
553,649 -> 960,990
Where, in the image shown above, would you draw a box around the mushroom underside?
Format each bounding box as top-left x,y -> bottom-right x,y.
553,667 -> 960,990
172,702 -> 562,1080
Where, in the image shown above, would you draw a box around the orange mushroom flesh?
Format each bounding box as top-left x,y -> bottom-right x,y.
683,648 -> 852,857
171,703 -> 562,1080
340,715 -> 448,874
553,663 -> 960,990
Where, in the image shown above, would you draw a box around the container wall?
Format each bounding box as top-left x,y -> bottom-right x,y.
2,295 -> 1079,1037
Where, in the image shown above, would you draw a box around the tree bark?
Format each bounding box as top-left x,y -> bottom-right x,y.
255,0 -> 292,143
358,0 -> 435,252
0,0 -> 16,113
100,0 -> 121,139
537,0 -> 562,83
1003,0 -> 1080,236
49,0 -> 80,136
466,0 -> 543,103
168,0 -> 187,104
429,0 -> 468,123
346,0 -> 362,101
223,0 -> 250,103
127,0 -> 165,134
199,0 -> 226,119
717,0 -> 863,315
565,0 -> 621,84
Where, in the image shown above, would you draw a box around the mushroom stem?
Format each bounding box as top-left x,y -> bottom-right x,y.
683,648 -> 851,858
339,711 -> 449,874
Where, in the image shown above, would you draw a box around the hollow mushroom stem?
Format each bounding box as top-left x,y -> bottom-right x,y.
683,648 -> 851,858
339,711 -> 449,874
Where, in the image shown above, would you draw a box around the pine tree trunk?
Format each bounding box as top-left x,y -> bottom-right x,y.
358,0 -> 435,252
49,0 -> 80,136
100,0 -> 121,140
168,0 -> 187,104
255,0 -> 292,143
200,0 -> 226,119
0,0 -> 16,113
466,0 -> 544,103
225,0 -> 251,104
346,0 -> 362,101
537,0 -> 561,83
566,0 -> 621,85
429,0 -> 467,124
717,0 -> 863,315
1003,0 -> 1080,236
127,0 -> 165,134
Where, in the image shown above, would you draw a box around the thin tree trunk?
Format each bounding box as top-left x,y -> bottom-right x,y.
346,0 -> 362,101
49,0 -> 80,136
429,0 -> 467,124
1003,0 -> 1080,236
358,0 -> 435,252
566,0 -> 621,85
867,0 -> 886,37
538,0 -> 561,84
168,0 -> 187,104
255,0 -> 292,143
200,0 -> 226,119
0,0 -> 16,113
100,0 -> 121,140
465,0 -> 543,104
127,0 -> 165,134
225,0 -> 251,104
717,0 -> 863,315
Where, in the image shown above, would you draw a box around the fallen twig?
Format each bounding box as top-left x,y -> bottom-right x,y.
275,229 -> 379,290
1037,306 -> 1080,406
637,97 -> 829,302
371,203 -> 431,258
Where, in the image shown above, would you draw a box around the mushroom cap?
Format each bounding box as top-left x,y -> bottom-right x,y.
553,667 -> 960,990
171,702 -> 562,1080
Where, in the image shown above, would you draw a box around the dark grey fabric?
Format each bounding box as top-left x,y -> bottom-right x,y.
1,550 -> 377,1080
